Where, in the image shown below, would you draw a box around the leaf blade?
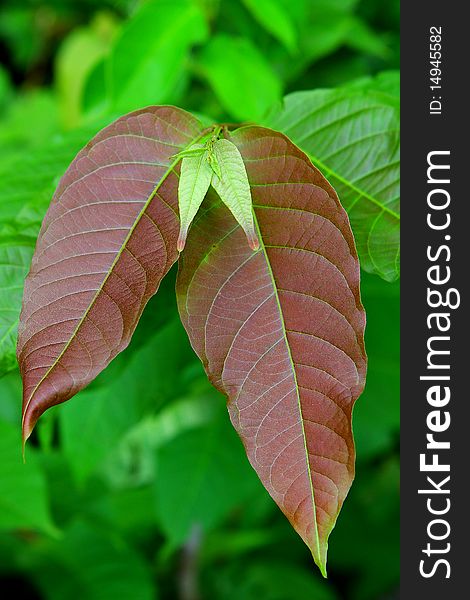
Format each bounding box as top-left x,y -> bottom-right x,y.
0,238 -> 34,376
89,0 -> 208,115
17,106 -> 204,442
177,145 -> 213,251
176,126 -> 366,574
197,34 -> 282,121
241,0 -> 298,52
0,123 -> 104,376
0,418 -> 56,536
211,139 -> 259,250
265,85 -> 400,281
154,406 -> 262,546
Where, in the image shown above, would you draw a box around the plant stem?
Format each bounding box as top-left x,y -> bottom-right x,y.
178,524 -> 203,600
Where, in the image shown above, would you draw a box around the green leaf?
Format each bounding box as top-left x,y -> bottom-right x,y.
177,145 -> 213,251
308,0 -> 359,10
30,521 -> 156,600
0,371 -> 22,425
55,13 -> 118,128
197,35 -> 282,121
272,1 -> 362,84
266,85 -> 400,280
0,238 -> 34,376
297,16 -> 351,67
211,138 -> 259,250
0,111 -> 110,292
344,16 -> 389,58
0,124 -> 108,375
0,90 -> 59,152
328,458 -> 399,599
207,148 -> 222,179
0,7 -> 40,71
99,486 -> 158,539
90,0 -> 207,114
154,409 -> 262,546
346,70 -> 400,98
0,420 -> 56,535
103,388 -> 217,489
241,0 -> 298,52
60,318 -> 196,483
210,561 -> 338,600
0,124 -> 101,228
82,58 -> 108,118
353,272 -> 399,459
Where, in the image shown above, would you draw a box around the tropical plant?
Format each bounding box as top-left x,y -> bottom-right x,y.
0,1 -> 399,598
17,107 -> 368,575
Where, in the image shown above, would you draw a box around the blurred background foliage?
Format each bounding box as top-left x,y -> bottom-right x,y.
0,0 -> 399,598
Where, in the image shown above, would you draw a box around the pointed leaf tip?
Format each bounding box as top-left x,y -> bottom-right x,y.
176,125 -> 366,575
177,228 -> 188,252
22,406 -> 34,444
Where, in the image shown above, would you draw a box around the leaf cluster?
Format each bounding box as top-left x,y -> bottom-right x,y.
0,1 -> 399,598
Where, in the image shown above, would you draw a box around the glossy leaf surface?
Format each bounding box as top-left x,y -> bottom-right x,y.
17,106 -> 204,442
177,126 -> 367,573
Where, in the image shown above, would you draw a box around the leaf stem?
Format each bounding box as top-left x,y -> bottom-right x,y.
178,524 -> 203,600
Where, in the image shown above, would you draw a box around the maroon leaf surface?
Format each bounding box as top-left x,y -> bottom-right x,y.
176,126 -> 367,574
17,106 -> 204,442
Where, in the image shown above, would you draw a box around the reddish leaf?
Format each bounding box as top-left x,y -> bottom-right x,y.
17,106 -> 205,443
176,126 -> 367,574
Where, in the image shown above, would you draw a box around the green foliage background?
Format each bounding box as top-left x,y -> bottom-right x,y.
0,1 -> 399,598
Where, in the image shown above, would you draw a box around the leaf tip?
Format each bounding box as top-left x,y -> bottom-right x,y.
310,539 -> 328,578
318,557 -> 328,579
21,415 -> 33,462
177,228 -> 188,252
246,230 -> 260,251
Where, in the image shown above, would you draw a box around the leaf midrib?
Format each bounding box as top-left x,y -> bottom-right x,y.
252,209 -> 323,572
182,151 -> 211,222
270,93 -> 400,222
307,153 -> 400,220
